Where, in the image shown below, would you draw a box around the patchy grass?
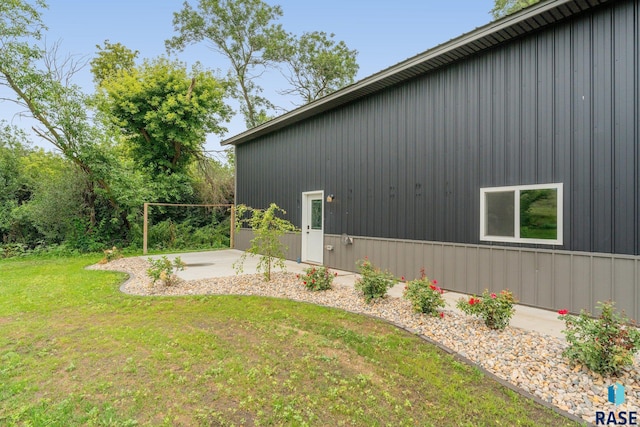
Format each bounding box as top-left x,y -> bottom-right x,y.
0,255 -> 580,426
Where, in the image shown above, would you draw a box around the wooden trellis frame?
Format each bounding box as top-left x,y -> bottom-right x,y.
143,202 -> 235,254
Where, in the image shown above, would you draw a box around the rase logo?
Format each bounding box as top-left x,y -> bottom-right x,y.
596,383 -> 637,426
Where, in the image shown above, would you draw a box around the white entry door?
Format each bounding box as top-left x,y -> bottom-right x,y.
301,191 -> 324,264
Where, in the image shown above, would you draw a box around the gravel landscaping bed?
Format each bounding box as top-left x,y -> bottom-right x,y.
89,257 -> 640,424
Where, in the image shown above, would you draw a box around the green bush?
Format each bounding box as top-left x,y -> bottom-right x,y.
403,273 -> 445,317
558,301 -> 640,376
456,289 -> 516,330
355,258 -> 396,303
147,256 -> 186,286
299,265 -> 335,291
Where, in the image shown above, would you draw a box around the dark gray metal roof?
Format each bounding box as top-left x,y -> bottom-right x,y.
221,0 -> 614,146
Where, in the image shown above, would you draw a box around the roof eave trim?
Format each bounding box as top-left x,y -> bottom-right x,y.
221,0 -> 606,146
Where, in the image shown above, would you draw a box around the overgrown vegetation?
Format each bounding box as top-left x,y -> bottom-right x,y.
1,0 -> 359,257
0,255 -> 579,426
559,301 -> 640,376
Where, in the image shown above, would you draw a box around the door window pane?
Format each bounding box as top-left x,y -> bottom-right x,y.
520,189 -> 557,240
311,199 -> 322,230
485,191 -> 515,237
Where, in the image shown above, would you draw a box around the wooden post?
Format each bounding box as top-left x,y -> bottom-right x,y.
229,205 -> 235,249
143,202 -> 148,255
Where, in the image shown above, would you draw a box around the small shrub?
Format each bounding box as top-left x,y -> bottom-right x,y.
456,289 -> 516,330
233,203 -> 298,281
355,258 -> 396,303
100,246 -> 123,264
558,301 -> 640,376
299,265 -> 335,291
403,272 -> 445,317
147,256 -> 186,286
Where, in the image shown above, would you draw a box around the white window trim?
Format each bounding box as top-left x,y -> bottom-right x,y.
480,183 -> 563,245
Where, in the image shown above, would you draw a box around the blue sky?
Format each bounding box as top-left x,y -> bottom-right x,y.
5,0 -> 497,152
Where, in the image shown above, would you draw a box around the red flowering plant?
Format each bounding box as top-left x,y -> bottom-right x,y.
456,289 -> 516,330
403,270 -> 445,317
298,265 -> 335,291
558,301 -> 640,375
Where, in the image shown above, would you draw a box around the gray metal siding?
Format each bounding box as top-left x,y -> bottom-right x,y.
236,0 -> 639,256
235,229 -> 640,319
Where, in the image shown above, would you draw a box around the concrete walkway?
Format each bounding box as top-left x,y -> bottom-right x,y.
147,249 -> 565,339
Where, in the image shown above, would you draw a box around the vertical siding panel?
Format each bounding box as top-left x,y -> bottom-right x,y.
383,92 -> 393,239
423,243 -> 434,280
490,248 -> 507,291
376,95 -> 386,237
329,110 -> 339,232
478,54 -> 493,189
521,38 -> 537,183
536,253 -> 554,308
445,67 -> 457,241
432,243 -> 444,283
636,0 -> 640,257
571,18 -> 593,252
510,41 -> 524,185
411,242 -> 421,279
443,245 -> 457,291
592,257 -> 614,307
466,60 -> 481,244
466,246 -> 480,295
554,254 -> 573,311
396,89 -> 407,239
345,105 -> 354,235
433,78 -> 446,241
520,252 -> 537,305
400,242 -> 413,279
592,11 -> 614,253
554,24 -> 572,250
454,246 -> 467,290
505,44 -> 521,185
384,240 -> 396,274
414,80 -> 427,241
404,85 -> 416,240
478,248 -> 493,291
537,32 -> 555,182
572,256 -> 591,312
613,2 -> 637,255
506,251 -> 522,299
492,50 -> 507,185
613,258 -> 635,317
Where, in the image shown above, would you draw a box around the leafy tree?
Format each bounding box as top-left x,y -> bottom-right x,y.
266,31 -> 358,105
17,149 -> 88,245
233,203 -> 298,281
98,57 -> 231,177
0,125 -> 88,247
491,0 -> 540,19
0,124 -> 31,243
0,0 -> 126,232
90,40 -> 139,86
166,0 -> 286,128
190,156 -> 234,206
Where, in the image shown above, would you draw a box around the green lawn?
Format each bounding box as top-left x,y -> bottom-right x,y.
0,255 -> 580,426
